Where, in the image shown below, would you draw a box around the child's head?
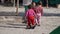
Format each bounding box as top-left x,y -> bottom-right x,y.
28,4 -> 33,9
37,1 -> 42,6
32,2 -> 36,7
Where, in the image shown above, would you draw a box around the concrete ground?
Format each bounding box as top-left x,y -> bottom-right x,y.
0,6 -> 60,34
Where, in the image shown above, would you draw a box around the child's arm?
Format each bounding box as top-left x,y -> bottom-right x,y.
33,10 -> 36,18
41,7 -> 43,16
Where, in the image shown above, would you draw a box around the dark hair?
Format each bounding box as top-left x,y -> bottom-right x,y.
37,1 -> 42,6
32,2 -> 36,4
28,4 -> 33,9
31,2 -> 37,6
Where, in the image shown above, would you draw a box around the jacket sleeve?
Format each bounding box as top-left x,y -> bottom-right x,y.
41,7 -> 43,16
33,10 -> 36,18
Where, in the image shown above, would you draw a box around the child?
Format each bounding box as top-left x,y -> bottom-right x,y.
35,1 -> 43,26
25,4 -> 36,29
32,2 -> 38,24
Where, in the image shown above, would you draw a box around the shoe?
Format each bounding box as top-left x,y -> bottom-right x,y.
31,24 -> 36,29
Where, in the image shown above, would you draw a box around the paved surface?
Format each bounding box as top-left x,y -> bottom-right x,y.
0,5 -> 25,12
0,6 -> 60,34
0,16 -> 60,34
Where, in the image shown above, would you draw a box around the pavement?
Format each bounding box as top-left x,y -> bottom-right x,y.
0,6 -> 60,34
0,5 -> 25,12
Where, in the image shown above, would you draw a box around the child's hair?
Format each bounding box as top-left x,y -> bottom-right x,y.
28,4 -> 33,9
31,2 -> 37,6
37,1 -> 42,6
32,2 -> 36,4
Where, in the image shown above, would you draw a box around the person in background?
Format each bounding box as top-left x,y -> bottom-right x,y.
25,4 -> 36,29
23,0 -> 32,11
22,0 -> 32,23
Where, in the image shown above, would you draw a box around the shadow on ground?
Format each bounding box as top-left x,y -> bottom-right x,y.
0,25 -> 26,29
0,11 -> 60,16
0,23 -> 27,29
43,13 -> 60,16
0,11 -> 25,16
7,23 -> 27,26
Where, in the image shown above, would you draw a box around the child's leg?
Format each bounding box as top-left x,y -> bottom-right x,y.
35,18 -> 38,24
37,13 -> 41,25
37,16 -> 41,26
27,16 -> 36,29
31,17 -> 35,26
37,17 -> 40,24
30,16 -> 36,29
30,16 -> 36,28
29,16 -> 34,25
